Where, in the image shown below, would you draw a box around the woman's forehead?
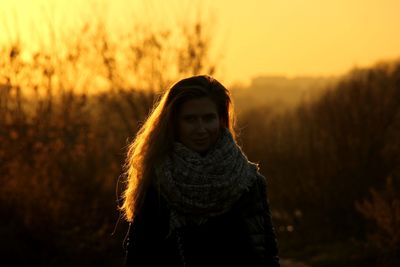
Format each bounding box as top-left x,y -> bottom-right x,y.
179,97 -> 218,115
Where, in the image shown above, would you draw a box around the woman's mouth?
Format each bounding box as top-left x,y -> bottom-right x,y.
193,138 -> 208,144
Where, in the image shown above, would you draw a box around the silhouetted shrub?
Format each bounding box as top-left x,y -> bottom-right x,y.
0,14 -> 217,266
239,60 -> 400,266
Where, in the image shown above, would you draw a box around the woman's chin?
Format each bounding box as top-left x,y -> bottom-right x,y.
189,143 -> 210,154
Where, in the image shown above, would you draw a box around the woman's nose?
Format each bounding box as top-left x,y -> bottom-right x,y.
195,119 -> 207,133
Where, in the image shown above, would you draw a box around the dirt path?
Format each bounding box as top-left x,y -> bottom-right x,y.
280,258 -> 312,267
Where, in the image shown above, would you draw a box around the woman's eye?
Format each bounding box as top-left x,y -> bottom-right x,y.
204,115 -> 216,122
184,116 -> 196,123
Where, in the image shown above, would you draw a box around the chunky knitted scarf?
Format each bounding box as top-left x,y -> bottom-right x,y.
155,128 -> 259,232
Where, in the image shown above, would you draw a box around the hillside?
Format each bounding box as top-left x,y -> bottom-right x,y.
231,75 -> 339,114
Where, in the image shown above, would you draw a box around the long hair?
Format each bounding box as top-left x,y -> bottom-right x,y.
119,75 -> 236,222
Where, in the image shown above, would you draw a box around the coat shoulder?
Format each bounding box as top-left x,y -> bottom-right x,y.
234,174 -> 268,215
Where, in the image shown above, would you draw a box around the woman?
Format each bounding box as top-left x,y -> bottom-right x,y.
120,75 -> 281,267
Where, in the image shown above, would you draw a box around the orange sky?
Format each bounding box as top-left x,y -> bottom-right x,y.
1,0 -> 400,86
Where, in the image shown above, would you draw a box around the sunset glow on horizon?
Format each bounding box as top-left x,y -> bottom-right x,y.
1,0 -> 400,86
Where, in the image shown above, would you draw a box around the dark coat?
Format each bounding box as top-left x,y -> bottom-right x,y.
124,176 -> 281,267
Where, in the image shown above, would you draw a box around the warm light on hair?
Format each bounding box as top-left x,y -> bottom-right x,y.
119,75 -> 236,222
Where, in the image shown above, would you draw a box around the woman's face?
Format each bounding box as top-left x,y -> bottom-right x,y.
177,97 -> 221,154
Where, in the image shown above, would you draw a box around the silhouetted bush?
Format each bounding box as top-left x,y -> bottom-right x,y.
0,14 -> 217,266
239,60 -> 400,266
356,176 -> 400,267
